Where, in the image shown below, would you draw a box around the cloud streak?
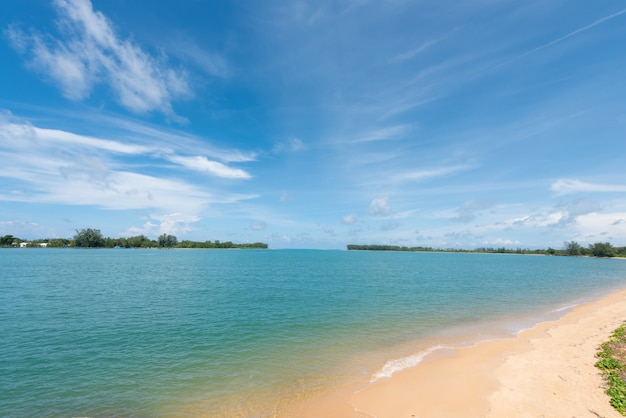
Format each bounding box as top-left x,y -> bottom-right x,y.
390,39 -> 438,63
496,7 -> 626,69
0,114 -> 256,217
166,155 -> 252,179
351,124 -> 414,143
6,0 -> 191,117
551,179 -> 626,195
393,164 -> 470,183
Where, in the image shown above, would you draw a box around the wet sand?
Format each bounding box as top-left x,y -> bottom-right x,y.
289,288 -> 626,417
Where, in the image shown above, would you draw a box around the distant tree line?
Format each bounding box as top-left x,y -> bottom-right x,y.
347,241 -> 626,258
1,229 -> 268,249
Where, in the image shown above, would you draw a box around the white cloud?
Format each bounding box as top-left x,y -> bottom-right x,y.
551,179 -> 626,195
483,238 -> 521,246
120,222 -> 158,237
6,0 -> 191,116
34,126 -> 151,154
575,212 -> 626,243
552,198 -> 602,226
1,117 -> 253,181
27,170 -> 213,213
152,212 -> 200,236
167,155 -> 252,179
497,211 -> 565,230
342,213 -> 357,224
369,197 -> 392,216
0,116 -> 258,217
120,212 -> 200,238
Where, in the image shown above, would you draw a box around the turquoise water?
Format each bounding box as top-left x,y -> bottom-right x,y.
2,249 -> 626,417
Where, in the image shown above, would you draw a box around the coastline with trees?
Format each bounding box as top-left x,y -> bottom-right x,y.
347,241 -> 626,258
2,230 -> 624,256
0,228 -> 268,249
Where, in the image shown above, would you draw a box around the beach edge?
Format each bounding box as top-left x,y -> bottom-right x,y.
291,288 -> 626,417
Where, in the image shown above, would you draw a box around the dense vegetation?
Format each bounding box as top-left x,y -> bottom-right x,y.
596,322 -> 626,415
347,241 -> 626,258
0,229 -> 268,249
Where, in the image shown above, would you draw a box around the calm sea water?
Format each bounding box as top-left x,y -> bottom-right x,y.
2,248 -> 626,417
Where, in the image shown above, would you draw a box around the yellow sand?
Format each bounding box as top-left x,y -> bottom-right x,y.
287,288 -> 626,417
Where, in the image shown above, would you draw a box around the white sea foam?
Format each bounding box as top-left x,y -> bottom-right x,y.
370,345 -> 450,382
548,303 -> 578,314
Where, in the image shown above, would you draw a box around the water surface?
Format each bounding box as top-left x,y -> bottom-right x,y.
2,249 -> 625,416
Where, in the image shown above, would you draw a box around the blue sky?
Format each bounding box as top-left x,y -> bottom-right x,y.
1,0 -> 626,249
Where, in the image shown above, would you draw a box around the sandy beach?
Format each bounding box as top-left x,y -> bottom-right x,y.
290,288 -> 626,417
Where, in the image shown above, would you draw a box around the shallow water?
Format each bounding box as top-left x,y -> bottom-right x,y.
2,249 -> 625,416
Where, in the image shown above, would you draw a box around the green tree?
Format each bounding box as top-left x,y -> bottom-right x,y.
589,242 -> 615,258
565,241 -> 583,256
48,238 -> 71,247
0,234 -> 16,246
73,228 -> 104,248
158,233 -> 178,248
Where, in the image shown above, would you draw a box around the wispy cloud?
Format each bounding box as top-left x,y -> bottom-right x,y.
0,112 -> 253,181
496,7 -> 626,69
551,179 -> 626,195
0,113 -> 256,217
351,124 -> 414,143
393,164 -> 470,183
166,155 -> 252,179
167,38 -> 229,78
390,39 -> 438,63
5,0 -> 191,118
34,127 -> 152,155
73,112 -> 257,163
288,0 -> 368,26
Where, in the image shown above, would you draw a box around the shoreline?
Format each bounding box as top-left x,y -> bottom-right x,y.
286,287 -> 626,417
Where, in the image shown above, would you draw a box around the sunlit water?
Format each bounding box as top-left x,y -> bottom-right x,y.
2,249 -> 626,416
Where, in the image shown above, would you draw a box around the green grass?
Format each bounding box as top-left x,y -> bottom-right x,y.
596,322 -> 626,415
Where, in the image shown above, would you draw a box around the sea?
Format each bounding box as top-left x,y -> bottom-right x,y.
2,248 -> 626,417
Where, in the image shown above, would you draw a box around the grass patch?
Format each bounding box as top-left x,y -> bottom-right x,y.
596,322 -> 626,415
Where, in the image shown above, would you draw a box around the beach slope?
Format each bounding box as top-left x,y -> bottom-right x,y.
348,289 -> 626,417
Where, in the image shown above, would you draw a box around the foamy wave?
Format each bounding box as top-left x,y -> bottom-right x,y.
548,303 -> 578,313
370,345 -> 449,382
